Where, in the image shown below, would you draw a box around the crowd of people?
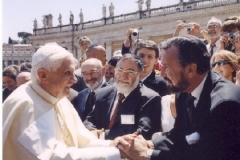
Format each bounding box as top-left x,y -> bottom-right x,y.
2,16 -> 240,160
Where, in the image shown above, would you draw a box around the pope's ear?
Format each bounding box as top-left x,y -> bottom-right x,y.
37,68 -> 49,83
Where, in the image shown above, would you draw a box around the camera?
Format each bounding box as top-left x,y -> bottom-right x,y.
184,23 -> 192,31
132,29 -> 139,36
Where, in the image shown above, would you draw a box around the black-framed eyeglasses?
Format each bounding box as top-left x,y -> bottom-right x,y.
211,60 -> 230,68
82,68 -> 101,77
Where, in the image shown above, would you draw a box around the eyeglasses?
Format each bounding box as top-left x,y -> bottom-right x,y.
82,68 -> 101,77
115,68 -> 138,76
207,25 -> 221,30
211,60 -> 230,68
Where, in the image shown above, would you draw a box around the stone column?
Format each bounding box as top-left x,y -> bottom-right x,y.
105,41 -> 113,61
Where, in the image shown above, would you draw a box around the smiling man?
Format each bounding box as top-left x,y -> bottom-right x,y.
84,54 -> 161,140
134,40 -> 169,96
71,58 -> 109,121
3,43 -> 128,160
206,17 -> 222,56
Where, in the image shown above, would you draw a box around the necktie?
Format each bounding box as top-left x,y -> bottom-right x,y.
210,44 -> 215,56
186,93 -> 196,123
87,91 -> 95,106
108,93 -> 125,129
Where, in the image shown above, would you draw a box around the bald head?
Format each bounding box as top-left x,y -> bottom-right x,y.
86,45 -> 107,65
16,72 -> 31,86
81,58 -> 106,90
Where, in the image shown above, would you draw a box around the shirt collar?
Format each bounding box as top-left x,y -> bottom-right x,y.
141,72 -> 152,82
191,75 -> 207,104
30,81 -> 59,105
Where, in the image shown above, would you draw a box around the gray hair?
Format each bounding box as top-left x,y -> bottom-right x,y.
207,17 -> 222,27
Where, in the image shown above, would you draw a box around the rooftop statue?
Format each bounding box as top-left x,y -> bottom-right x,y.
136,0 -> 144,11
102,4 -> 106,18
109,2 -> 114,17
70,11 -> 74,24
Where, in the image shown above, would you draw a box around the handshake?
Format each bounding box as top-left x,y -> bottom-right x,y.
110,132 -> 154,160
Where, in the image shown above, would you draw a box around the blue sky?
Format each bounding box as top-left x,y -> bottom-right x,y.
2,0 -> 178,43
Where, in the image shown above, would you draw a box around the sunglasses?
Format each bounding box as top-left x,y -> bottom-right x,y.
211,60 -> 230,68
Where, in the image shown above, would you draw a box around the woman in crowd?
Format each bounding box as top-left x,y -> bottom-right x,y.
219,16 -> 240,53
2,65 -> 19,102
211,50 -> 238,83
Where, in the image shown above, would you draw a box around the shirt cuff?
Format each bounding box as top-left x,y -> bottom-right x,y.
107,147 -> 121,160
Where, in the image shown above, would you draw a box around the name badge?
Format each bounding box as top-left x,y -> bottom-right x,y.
121,115 -> 135,124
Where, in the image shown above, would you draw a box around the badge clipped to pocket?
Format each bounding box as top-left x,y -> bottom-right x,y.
121,115 -> 135,124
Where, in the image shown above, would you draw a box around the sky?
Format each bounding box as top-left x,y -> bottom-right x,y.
2,0 -> 179,44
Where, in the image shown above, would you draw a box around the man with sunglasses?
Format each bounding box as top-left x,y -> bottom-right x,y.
84,54 -> 161,140
71,58 -> 109,121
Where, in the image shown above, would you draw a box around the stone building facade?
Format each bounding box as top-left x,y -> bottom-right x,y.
27,0 -> 240,61
2,44 -> 34,69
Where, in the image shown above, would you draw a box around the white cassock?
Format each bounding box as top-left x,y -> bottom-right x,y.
3,81 -> 120,160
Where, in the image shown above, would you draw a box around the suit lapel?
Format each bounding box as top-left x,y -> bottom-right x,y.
111,84 -> 141,127
193,71 -> 215,132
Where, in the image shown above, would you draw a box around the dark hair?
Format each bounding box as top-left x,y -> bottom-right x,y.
116,54 -> 144,72
20,62 -> 32,72
3,65 -> 20,80
160,35 -> 211,74
134,40 -> 159,58
108,56 -> 122,67
222,16 -> 240,32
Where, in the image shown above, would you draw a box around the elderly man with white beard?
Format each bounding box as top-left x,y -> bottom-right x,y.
71,58 -> 109,121
84,54 -> 161,140
206,17 -> 222,56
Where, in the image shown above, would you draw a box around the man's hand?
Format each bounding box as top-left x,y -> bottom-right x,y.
173,23 -> 184,37
219,33 -> 230,50
118,135 -> 150,160
90,128 -> 104,138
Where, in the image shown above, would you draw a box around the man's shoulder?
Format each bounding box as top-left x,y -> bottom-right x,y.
211,72 -> 240,106
140,84 -> 160,97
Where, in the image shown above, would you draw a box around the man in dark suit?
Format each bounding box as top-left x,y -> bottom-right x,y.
71,58 -> 109,121
117,35 -> 240,160
84,54 -> 161,140
134,40 -> 169,97
70,44 -> 107,93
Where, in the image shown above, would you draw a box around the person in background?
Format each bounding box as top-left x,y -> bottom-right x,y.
121,28 -> 143,55
219,16 -> 240,53
71,58 -> 109,121
106,56 -> 122,84
206,17 -> 222,56
16,72 -> 31,87
211,50 -> 238,83
85,44 -> 107,66
236,55 -> 240,86
3,42 -> 128,160
232,18 -> 240,56
84,54 -> 161,140
19,62 -> 32,72
78,36 -> 92,65
2,65 -> 19,102
134,40 -> 170,96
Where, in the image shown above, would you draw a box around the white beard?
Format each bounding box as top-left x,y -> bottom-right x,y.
115,76 -> 140,94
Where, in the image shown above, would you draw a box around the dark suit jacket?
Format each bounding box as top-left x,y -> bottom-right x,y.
84,83 -> 161,140
143,71 -> 170,97
71,82 -> 109,121
151,71 -> 240,160
71,68 -> 87,92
